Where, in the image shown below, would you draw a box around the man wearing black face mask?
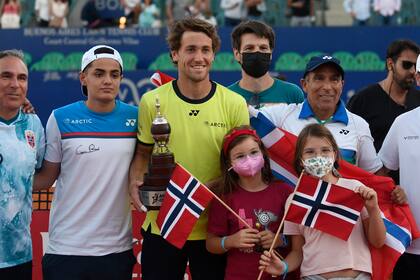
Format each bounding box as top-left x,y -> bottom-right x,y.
229,20 -> 304,109
347,39 -> 420,184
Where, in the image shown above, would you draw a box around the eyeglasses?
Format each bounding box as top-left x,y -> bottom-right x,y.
248,94 -> 261,109
401,60 -> 417,70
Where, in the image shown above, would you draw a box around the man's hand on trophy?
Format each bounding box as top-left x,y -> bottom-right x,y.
130,180 -> 148,212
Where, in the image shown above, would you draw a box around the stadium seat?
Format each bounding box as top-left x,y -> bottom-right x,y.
148,53 -> 176,71
354,51 -> 384,71
62,52 -> 84,71
212,52 -> 241,71
275,52 -> 305,71
30,52 -> 65,71
332,51 -> 355,71
264,0 -> 288,27
121,52 -> 138,71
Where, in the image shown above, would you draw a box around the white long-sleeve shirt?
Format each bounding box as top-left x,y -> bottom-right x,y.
35,0 -> 49,21
220,0 -> 247,19
343,0 -> 371,21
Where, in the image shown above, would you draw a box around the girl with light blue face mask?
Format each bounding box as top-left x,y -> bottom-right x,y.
259,124 -> 386,280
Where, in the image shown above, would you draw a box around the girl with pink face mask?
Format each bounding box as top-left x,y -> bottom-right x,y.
206,125 -> 294,280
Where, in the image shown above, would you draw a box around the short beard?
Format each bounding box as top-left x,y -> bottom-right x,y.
393,73 -> 415,90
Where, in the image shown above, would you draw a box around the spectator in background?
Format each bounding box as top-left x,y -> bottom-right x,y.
287,0 -> 314,27
373,0 -> 400,25
166,0 -> 194,25
48,0 -> 69,28
35,0 -> 50,27
81,0 -> 102,28
245,0 -> 265,21
186,0 -> 217,26
138,0 -> 161,28
121,0 -> 141,25
229,20 -> 304,108
220,0 -> 246,27
343,0 -> 372,26
347,39 -> 420,183
0,0 -> 21,28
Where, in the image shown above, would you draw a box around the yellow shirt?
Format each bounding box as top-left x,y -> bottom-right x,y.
138,80 -> 249,240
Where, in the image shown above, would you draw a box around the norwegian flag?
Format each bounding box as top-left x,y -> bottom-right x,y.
156,164 -> 214,249
286,175 -> 364,241
249,106 -> 420,280
150,70 -> 175,87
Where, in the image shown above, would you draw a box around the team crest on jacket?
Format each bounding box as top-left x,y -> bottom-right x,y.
25,130 -> 36,149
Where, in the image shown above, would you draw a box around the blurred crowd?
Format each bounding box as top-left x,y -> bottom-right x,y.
0,0 -> 417,29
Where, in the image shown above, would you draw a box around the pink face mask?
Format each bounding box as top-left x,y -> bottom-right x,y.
231,153 -> 265,177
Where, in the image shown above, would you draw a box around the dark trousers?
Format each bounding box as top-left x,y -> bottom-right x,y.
141,227 -> 226,280
393,252 -> 420,279
0,261 -> 32,280
224,17 -> 242,27
42,249 -> 136,280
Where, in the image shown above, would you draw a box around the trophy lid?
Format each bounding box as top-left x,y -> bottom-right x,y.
151,97 -> 171,137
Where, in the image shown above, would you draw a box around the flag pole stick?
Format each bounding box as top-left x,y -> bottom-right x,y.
204,185 -> 253,229
256,172 -> 304,280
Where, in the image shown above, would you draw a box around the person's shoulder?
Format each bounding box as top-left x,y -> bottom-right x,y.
52,101 -> 82,115
227,80 -> 240,91
117,100 -> 137,111
261,101 -> 298,115
351,83 -> 382,101
29,113 -> 42,124
394,106 -> 420,124
21,112 -> 43,128
346,108 -> 369,126
216,82 -> 247,102
274,79 -> 302,92
407,87 -> 420,102
116,100 -> 138,118
142,82 -> 174,100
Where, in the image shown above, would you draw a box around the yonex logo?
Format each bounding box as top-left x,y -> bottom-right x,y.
126,119 -> 136,126
403,135 -> 419,140
339,129 -> 350,135
189,110 -> 200,116
323,56 -> 333,60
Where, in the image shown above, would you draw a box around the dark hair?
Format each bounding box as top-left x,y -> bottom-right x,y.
218,125 -> 273,196
386,39 -> 420,70
294,124 -> 340,175
166,18 -> 221,64
0,49 -> 25,64
231,20 -> 275,51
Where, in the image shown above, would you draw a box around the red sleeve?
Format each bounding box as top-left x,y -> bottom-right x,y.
207,199 -> 229,236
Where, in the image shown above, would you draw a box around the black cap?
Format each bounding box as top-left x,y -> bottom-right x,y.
303,54 -> 344,79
